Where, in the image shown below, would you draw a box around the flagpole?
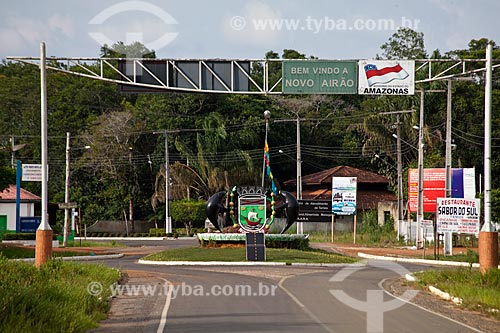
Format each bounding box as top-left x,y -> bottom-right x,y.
262,110 -> 271,187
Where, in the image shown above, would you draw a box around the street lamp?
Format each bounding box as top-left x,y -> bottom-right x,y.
392,134 -> 418,151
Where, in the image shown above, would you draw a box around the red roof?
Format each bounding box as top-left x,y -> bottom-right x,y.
0,185 -> 41,201
284,165 -> 390,186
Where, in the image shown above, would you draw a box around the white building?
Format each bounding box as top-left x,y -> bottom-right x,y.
0,185 -> 41,232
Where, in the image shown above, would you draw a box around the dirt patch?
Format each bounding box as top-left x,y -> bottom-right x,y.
312,242 -> 478,259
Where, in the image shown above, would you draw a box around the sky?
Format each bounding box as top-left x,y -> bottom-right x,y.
1,0 -> 499,61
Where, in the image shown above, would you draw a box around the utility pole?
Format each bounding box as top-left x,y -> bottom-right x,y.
296,115 -> 303,234
379,110 -> 415,240
164,131 -> 172,234
416,89 -> 445,249
11,136 -> 15,168
479,43 -> 499,273
273,117 -> 305,234
63,132 -> 70,247
417,92 -> 424,249
396,113 -> 403,232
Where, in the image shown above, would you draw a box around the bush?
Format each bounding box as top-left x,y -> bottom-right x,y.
3,233 -> 57,241
149,228 -> 166,236
171,199 -> 207,236
266,237 -> 310,250
4,233 -> 36,240
357,210 -> 398,244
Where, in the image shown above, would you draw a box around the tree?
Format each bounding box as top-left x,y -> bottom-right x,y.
0,165 -> 15,191
100,41 -> 156,58
78,110 -> 149,232
379,27 -> 427,59
170,199 -> 206,235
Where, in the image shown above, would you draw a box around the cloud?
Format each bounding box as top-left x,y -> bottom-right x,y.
48,14 -> 75,37
222,1 -> 282,47
428,0 -> 465,18
0,17 -> 45,55
0,14 -> 76,56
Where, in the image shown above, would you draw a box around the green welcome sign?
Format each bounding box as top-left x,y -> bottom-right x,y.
282,60 -> 358,94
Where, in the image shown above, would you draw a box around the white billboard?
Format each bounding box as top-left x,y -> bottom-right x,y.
332,177 -> 357,215
22,164 -> 43,182
436,198 -> 480,234
358,60 -> 414,95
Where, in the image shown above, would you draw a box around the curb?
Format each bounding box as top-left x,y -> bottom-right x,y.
12,253 -> 124,263
74,237 -> 192,241
403,271 -> 464,305
428,285 -> 463,305
357,252 -> 500,268
138,259 -> 362,267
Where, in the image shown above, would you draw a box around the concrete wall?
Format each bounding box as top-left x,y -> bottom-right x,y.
270,216 -> 359,234
377,201 -> 398,230
86,220 -> 155,234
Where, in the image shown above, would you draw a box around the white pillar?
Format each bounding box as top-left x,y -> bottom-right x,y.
39,42 -> 50,231
483,43 -> 493,231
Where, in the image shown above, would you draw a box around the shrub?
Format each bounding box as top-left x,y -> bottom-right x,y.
171,199 -> 206,236
266,237 -> 310,250
4,233 -> 36,240
3,233 -> 57,241
149,228 -> 166,236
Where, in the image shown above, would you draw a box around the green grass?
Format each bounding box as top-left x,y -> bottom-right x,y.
143,246 -> 357,264
308,231 -> 405,246
65,240 -> 124,247
0,244 -> 89,259
416,268 -> 500,319
423,249 -> 479,263
0,256 -> 121,332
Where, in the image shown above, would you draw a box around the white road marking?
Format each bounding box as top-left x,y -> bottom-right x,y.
157,278 -> 174,333
278,273 -> 337,333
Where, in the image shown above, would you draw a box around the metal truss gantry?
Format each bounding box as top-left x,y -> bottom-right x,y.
7,56 -> 500,94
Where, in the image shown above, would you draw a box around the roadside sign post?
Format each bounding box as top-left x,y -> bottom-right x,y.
332,177 -> 357,244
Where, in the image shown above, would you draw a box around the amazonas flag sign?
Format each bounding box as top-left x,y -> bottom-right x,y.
358,60 -> 414,95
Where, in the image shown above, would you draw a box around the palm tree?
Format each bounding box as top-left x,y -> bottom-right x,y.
151,112 -> 259,210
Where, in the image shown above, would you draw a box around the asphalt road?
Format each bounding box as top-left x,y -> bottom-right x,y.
91,243 -> 482,333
